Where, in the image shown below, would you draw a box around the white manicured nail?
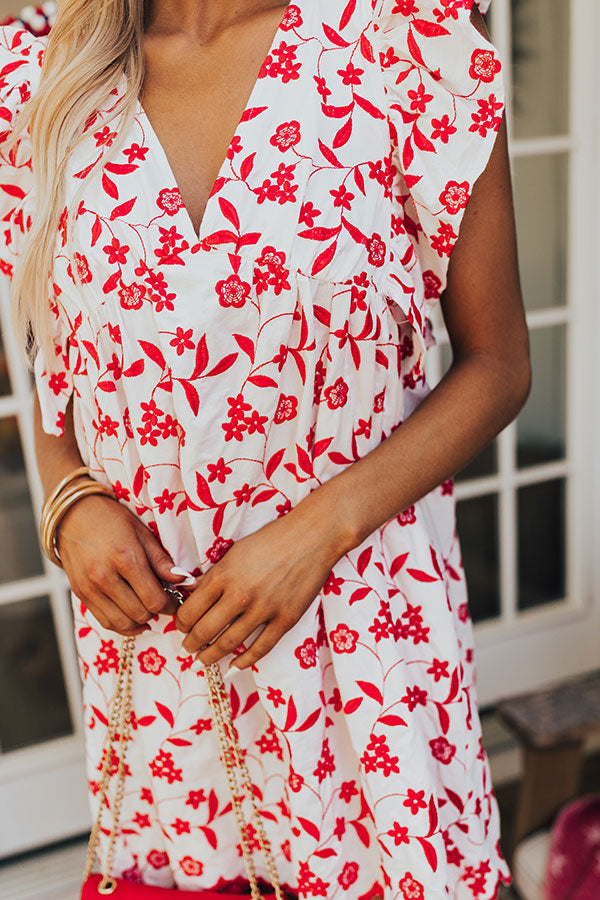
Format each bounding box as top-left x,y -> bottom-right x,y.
223,664 -> 241,681
169,566 -> 197,586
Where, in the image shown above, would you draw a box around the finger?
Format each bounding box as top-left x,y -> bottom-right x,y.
83,589 -> 151,636
191,612 -> 255,665
134,521 -> 186,583
175,572 -> 223,634
225,620 -> 283,672
181,595 -> 243,654
99,567 -> 159,625
113,545 -> 175,616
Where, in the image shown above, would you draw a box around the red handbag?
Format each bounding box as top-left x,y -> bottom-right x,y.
80,589 -> 286,899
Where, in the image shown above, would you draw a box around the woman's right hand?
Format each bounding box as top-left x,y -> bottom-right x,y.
56,489 -> 188,636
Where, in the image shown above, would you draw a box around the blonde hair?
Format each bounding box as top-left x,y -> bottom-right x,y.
8,0 -> 145,371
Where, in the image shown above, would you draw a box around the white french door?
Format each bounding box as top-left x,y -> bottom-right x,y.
0,0 -> 598,859
0,292 -> 91,857
426,0 -> 600,704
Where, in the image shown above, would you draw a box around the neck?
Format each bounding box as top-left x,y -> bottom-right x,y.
144,1 -> 284,40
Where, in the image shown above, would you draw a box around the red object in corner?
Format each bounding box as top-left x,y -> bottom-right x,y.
543,794 -> 600,900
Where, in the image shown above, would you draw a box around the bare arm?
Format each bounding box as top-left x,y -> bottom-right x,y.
33,392 -> 186,633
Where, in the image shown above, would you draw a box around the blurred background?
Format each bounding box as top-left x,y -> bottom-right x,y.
0,2 -> 598,899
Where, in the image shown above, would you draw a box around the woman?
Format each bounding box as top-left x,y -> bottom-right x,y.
1,0 -> 529,896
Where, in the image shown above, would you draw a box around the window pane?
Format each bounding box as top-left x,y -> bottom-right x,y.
513,153 -> 568,311
511,0 -> 570,139
0,416 -> 44,582
0,595 -> 72,752
456,441 -> 497,483
456,494 -> 500,622
518,478 -> 566,610
517,326 -> 566,467
438,343 -> 497,481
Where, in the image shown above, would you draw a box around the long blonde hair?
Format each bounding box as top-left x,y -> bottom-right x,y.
8,0 -> 145,371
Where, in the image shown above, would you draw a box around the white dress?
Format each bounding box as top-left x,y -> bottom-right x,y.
0,2 -> 512,896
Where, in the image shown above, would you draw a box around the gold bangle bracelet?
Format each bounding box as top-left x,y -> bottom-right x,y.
42,483 -> 109,567
43,481 -> 114,560
43,483 -> 114,567
42,482 -> 115,567
41,479 -> 103,558
40,465 -> 90,520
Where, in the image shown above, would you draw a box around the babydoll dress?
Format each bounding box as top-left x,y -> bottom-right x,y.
0,2 -> 512,897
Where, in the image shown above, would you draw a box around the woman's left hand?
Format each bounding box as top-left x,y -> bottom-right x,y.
174,506 -> 350,671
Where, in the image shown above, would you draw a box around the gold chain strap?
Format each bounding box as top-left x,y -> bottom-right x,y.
82,587 -> 283,898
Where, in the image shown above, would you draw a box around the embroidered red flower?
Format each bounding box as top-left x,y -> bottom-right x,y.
67,252 -> 92,284
439,180 -> 470,214
270,120 -> 301,151
365,232 -> 386,266
295,636 -> 317,669
329,623 -> 359,654
338,860 -> 359,888
398,871 -> 425,900
119,282 -> 146,310
324,377 -> 349,409
137,647 -> 167,675
397,505 -> 416,525
429,735 -> 457,765
179,856 -> 204,877
146,850 -> 169,869
469,48 -> 501,83
215,273 -> 251,308
274,393 -> 298,423
48,371 -> 69,396
157,187 -> 184,215
423,270 -> 442,299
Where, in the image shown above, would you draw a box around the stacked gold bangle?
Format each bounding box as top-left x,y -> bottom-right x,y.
40,465 -> 116,568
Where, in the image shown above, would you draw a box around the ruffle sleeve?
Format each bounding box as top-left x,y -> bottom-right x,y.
374,0 -> 505,354
0,23 -> 74,437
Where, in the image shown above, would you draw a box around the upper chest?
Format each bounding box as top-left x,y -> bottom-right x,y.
139,3 -> 291,238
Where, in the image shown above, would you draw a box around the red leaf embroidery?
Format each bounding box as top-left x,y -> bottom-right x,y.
102,173 -> 118,200
407,568 -> 437,582
311,240 -> 337,276
284,696 -> 297,730
356,680 -> 383,705
139,340 -> 166,369
218,196 -> 240,231
344,697 -> 363,714
333,117 -> 353,149
416,836 -> 438,872
412,19 -> 451,38
378,714 -> 408,726
199,825 -> 217,849
297,816 -> 320,840
322,23 -> 350,47
110,197 -> 136,220
196,472 -> 215,507
154,701 -> 174,728
206,352 -> 237,377
191,334 -> 209,378
339,0 -> 356,30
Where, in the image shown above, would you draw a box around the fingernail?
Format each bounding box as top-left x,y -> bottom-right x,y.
169,565 -> 196,583
223,664 -> 241,681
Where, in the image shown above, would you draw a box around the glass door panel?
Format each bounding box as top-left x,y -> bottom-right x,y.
0,595 -> 72,752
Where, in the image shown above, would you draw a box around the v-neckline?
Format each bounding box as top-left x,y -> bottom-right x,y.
137,1 -> 293,244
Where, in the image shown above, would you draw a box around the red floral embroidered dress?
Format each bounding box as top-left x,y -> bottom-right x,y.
0,1 -> 512,897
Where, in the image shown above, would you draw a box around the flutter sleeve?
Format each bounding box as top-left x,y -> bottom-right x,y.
0,22 -> 74,437
374,0 -> 505,354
